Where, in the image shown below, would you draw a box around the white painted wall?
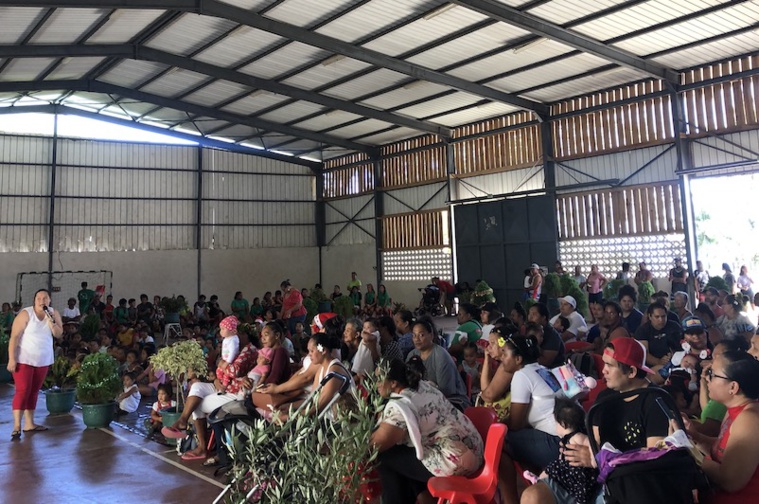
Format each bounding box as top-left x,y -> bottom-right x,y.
1,248 -> 323,311
320,242 -> 377,298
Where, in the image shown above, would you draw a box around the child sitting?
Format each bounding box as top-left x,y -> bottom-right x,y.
117,372 -> 141,416
527,397 -> 599,504
146,384 -> 176,433
248,346 -> 273,389
459,343 -> 481,396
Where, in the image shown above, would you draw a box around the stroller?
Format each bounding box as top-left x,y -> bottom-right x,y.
415,284 -> 444,317
586,387 -> 709,504
210,371 -> 352,504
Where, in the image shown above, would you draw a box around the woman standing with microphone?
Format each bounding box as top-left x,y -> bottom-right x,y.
6,289 -> 63,440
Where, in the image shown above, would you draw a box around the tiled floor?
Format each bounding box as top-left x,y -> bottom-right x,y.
0,384 -> 225,504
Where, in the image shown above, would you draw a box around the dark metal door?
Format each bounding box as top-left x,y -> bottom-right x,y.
454,195 -> 558,311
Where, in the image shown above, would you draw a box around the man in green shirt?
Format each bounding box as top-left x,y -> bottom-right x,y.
347,271 -> 362,293
78,281 -> 95,315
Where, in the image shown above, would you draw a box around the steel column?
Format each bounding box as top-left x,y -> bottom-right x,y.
47,110 -> 59,291
196,146 -> 203,300
373,155 -> 384,288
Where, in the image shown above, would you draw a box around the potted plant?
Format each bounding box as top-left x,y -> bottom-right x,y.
302,296 -> 318,325
224,370 -> 383,503
333,295 -> 355,320
544,273 -> 563,316
76,352 -> 122,428
310,287 -> 331,314
79,314 -> 101,342
149,340 -> 208,430
160,295 -> 187,324
637,281 -> 655,313
44,356 -> 79,415
0,326 -> 11,383
603,278 -> 626,302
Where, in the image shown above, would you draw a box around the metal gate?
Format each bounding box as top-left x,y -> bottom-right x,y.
454,195 -> 558,311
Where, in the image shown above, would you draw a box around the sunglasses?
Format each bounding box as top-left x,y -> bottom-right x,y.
706,368 -> 731,382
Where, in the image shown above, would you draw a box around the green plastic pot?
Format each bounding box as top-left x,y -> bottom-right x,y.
45,388 -> 77,415
81,402 -> 116,429
164,312 -> 180,324
159,408 -> 183,446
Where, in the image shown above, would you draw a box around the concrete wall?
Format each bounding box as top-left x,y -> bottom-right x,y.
320,243 -> 377,296
2,247 -> 321,311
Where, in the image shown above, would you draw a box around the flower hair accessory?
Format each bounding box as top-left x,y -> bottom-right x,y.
316,343 -> 325,353
497,336 -> 506,348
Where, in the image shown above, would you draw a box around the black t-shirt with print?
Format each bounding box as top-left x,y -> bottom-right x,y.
634,320 -> 683,358
592,387 -> 670,452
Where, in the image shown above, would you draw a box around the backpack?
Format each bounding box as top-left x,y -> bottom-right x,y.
568,351 -> 598,379
176,426 -> 198,456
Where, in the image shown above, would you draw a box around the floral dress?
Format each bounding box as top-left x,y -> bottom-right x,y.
381,380 -> 484,477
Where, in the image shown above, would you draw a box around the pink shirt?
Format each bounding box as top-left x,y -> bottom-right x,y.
586,273 -> 604,294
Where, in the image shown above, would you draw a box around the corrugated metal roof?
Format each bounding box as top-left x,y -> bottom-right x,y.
0,1 -> 755,160
41,57 -> 103,81
0,7 -> 46,44
30,8 -> 107,44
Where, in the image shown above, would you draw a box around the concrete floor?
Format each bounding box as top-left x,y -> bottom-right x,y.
0,384 -> 225,504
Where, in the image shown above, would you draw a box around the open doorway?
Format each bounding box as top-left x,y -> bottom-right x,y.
690,171 -> 759,300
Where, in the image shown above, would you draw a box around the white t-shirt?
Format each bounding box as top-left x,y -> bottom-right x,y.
510,362 -> 559,436
17,307 -> 55,367
351,341 -> 376,376
221,335 -> 240,364
152,399 -> 177,412
62,307 -> 80,319
120,385 -> 141,413
549,311 -> 588,340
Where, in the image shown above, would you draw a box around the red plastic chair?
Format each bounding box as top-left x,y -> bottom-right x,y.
464,407 -> 498,441
427,423 -> 507,504
565,341 -> 593,352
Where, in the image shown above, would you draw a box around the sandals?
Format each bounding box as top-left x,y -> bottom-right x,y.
23,425 -> 49,433
203,457 -> 220,467
11,430 -> 21,441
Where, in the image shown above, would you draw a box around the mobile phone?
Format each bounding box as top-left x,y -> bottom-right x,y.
655,396 -> 677,421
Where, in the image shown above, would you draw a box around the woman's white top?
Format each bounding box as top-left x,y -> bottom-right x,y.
510,362 -> 559,436
17,306 -> 55,367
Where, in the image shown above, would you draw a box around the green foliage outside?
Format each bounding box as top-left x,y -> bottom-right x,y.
706,276 -> 729,293
76,353 -> 121,404
225,372 -> 383,503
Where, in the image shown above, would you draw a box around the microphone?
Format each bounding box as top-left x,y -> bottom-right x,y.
42,305 -> 54,321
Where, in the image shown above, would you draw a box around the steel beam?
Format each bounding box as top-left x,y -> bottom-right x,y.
0,102 -> 323,168
0,79 -> 365,154
0,44 -> 449,137
0,0 -> 548,114
450,0 -> 679,84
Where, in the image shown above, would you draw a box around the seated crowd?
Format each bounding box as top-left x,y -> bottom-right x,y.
4,271 -> 759,504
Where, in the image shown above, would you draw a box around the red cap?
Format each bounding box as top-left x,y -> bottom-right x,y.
311,312 -> 337,334
604,338 -> 654,374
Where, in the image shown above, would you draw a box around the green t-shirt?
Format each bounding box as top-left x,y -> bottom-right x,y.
347,279 -> 362,291
452,320 -> 483,346
700,398 -> 728,423
78,288 -> 95,314
377,292 -> 391,307
114,306 -> 129,324
250,304 -> 264,317
364,292 -> 376,306
231,299 -> 249,318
